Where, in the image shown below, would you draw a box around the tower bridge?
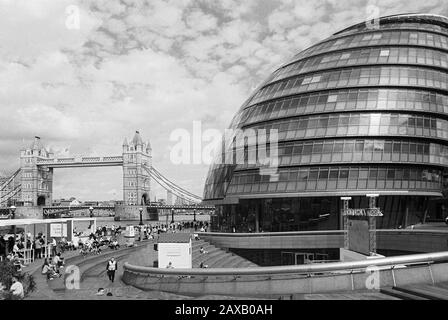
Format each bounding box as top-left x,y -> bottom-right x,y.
0,131 -> 210,219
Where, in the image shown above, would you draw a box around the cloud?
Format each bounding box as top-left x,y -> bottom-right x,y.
0,0 -> 446,201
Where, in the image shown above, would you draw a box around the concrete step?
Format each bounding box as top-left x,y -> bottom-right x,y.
209,252 -> 238,268
192,245 -> 217,256
192,243 -> 214,251
195,250 -> 228,266
191,240 -> 207,248
81,252 -> 132,280
380,287 -> 429,300
192,239 -> 257,268
219,255 -> 243,268
35,243 -> 149,294
205,252 -> 235,267
301,291 -> 401,300
234,259 -> 257,268
393,284 -> 448,300
192,247 -> 221,262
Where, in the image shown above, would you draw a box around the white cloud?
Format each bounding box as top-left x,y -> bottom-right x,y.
0,0 -> 446,200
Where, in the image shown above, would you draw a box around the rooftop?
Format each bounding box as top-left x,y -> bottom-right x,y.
158,233 -> 191,243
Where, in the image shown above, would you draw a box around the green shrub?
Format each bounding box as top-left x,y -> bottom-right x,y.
0,260 -> 36,300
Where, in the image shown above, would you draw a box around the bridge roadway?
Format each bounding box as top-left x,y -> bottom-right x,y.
36,156 -> 123,168
43,204 -> 215,211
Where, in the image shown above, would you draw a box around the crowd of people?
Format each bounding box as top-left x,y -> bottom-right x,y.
0,219 -> 211,297
129,221 -> 209,242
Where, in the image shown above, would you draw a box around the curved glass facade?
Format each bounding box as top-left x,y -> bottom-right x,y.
203,14 -> 448,232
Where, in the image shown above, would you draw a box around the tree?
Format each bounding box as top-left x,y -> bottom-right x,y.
0,261 -> 35,300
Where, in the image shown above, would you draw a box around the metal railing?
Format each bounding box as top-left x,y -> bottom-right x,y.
123,251 -> 448,277
199,230 -> 345,237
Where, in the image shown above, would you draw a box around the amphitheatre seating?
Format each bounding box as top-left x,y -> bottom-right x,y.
380,287 -> 429,300
26,241 -> 151,299
192,239 -> 257,268
386,283 -> 448,300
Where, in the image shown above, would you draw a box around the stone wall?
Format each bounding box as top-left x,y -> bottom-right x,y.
15,206 -> 43,219
114,205 -> 158,221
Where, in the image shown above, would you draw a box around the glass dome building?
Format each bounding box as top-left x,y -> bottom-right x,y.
203,14 -> 448,232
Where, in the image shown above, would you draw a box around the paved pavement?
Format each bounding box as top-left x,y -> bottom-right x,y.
26,239 -> 197,300
413,222 -> 448,230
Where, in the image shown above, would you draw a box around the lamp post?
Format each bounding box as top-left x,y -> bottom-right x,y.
139,207 -> 144,226
9,205 -> 16,219
88,206 -> 94,229
366,194 -> 380,254
340,197 -> 351,250
171,208 -> 175,224
10,205 -> 16,244
193,209 -> 196,222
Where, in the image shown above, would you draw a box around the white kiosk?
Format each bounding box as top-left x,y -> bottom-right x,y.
157,233 -> 192,269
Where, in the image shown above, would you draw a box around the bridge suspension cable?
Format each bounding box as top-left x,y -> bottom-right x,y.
0,169 -> 20,190
0,185 -> 21,206
143,166 -> 202,203
147,172 -> 200,204
147,166 -> 202,201
143,165 -> 202,200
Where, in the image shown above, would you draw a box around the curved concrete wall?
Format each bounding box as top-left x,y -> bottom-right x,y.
122,252 -> 448,297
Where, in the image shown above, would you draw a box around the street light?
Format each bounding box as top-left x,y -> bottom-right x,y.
139,207 -> 144,226
9,205 -> 16,219
171,208 -> 175,224
10,205 -> 16,244
88,207 -> 94,229
193,209 -> 196,222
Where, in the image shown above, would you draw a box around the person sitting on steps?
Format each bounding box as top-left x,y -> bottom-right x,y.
41,258 -> 60,280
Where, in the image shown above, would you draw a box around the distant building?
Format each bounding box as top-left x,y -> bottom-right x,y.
69,199 -> 81,206
83,201 -> 100,207
167,190 -> 173,205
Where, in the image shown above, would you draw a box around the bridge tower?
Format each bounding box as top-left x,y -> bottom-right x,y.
122,131 -> 152,206
20,136 -> 54,206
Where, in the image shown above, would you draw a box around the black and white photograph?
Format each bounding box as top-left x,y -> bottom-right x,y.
1,0 -> 448,310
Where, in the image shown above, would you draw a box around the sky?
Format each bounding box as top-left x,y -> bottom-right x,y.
0,0 -> 447,201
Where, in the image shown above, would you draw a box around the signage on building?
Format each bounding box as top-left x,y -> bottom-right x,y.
50,223 -> 67,237
343,208 -> 383,217
0,209 -> 11,219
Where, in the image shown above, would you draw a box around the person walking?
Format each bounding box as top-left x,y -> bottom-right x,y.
106,257 -> 117,283
34,237 -> 42,259
51,238 -> 57,257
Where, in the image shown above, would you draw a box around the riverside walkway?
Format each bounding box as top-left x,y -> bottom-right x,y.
24,234 -> 260,300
